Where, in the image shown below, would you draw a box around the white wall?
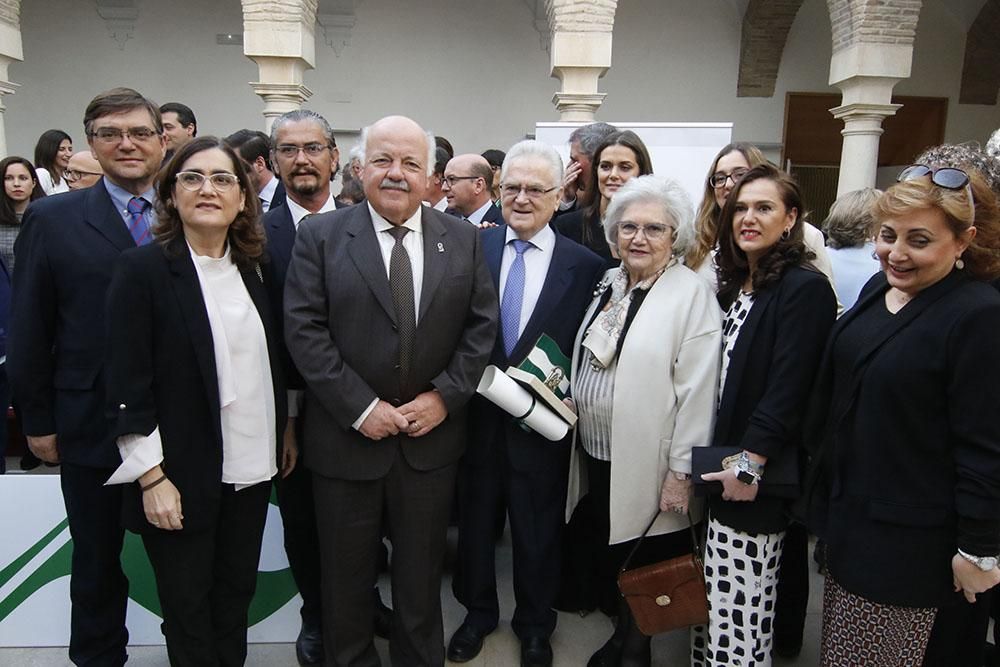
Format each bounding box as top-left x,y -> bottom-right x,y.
3,0 -> 997,164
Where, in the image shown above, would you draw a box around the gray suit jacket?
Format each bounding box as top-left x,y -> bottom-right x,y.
283,203 -> 498,480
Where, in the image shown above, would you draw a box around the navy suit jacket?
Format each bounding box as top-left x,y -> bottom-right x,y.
465,224 -> 604,471
9,182 -> 141,467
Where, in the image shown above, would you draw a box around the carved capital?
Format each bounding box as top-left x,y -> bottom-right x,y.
96,1 -> 138,50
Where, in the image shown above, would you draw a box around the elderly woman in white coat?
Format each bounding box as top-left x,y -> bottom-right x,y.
565,175 -> 722,667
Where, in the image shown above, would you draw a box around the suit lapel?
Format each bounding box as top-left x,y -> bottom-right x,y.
346,206 -> 397,323
166,249 -> 222,433
266,204 -> 296,269
509,231 -> 574,362
715,285 -> 778,443
84,182 -> 136,252
418,209 -> 449,321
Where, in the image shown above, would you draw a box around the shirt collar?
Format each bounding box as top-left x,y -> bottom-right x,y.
369,202 -> 422,236
258,175 -> 278,204
104,177 -> 155,214
467,199 -> 493,225
286,192 -> 338,227
505,222 -> 554,253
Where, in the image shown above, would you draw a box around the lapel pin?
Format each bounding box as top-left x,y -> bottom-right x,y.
437,242 -> 445,253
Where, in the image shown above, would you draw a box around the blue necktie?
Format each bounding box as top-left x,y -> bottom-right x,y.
501,239 -> 531,357
126,197 -> 151,246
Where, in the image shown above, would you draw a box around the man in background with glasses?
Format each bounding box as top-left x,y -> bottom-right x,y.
9,87 -> 165,667
64,150 -> 104,190
443,154 -> 502,227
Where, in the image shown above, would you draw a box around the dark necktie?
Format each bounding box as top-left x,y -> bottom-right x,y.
387,226 -> 415,382
501,239 -> 532,357
126,197 -> 151,246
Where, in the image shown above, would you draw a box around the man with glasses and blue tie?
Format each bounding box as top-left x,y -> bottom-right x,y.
9,87 -> 166,666
449,140 -> 604,667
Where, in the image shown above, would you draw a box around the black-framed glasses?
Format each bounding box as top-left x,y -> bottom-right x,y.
897,164 -> 970,190
442,175 -> 480,187
500,183 -> 558,199
275,143 -> 330,158
89,127 -> 159,144
176,171 -> 240,192
618,222 -> 673,241
709,168 -> 749,188
63,169 -> 102,182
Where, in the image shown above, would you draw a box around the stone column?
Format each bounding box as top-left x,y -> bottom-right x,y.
242,0 -> 318,133
830,97 -> 900,195
0,1 -> 23,158
546,0 -> 617,121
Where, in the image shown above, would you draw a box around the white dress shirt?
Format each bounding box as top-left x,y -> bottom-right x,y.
352,203 -> 426,429
498,224 -> 555,340
258,175 -> 278,213
287,193 -> 339,229
467,200 -> 494,226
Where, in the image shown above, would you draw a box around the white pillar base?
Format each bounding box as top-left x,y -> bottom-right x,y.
551,91 -> 607,122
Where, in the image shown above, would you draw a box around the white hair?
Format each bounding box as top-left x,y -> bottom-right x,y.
603,175 -> 695,257
987,128 -> 1000,159
356,122 -> 436,177
500,140 -> 563,189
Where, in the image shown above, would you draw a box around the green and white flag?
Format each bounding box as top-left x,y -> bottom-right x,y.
514,334 -> 571,399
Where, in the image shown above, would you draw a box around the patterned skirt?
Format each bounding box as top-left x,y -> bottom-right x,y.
820,574 -> 937,667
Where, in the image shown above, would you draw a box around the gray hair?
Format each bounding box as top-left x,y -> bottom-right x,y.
822,188 -> 882,249
500,140 -> 563,189
356,124 -> 436,177
603,175 -> 694,257
988,129 -> 1000,160
916,142 -> 1000,200
569,121 -> 617,155
269,109 -> 336,148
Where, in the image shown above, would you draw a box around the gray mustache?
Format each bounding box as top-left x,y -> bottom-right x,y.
380,179 -> 409,192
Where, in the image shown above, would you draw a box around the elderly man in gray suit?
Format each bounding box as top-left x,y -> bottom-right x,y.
283,115 -> 498,667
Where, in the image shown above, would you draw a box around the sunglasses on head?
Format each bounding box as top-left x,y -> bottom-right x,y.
897,164 -> 970,190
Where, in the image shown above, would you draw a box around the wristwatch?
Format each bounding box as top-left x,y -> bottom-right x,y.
958,549 -> 999,571
734,451 -> 763,486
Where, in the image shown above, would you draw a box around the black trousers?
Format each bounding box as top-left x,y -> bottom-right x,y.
922,589 -> 993,667
142,481 -> 270,667
60,462 -> 129,667
313,454 -> 455,667
773,521 -> 810,650
274,459 -> 322,627
455,429 -> 569,640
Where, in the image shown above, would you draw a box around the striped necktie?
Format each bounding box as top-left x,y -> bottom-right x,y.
501,239 -> 532,357
126,196 -> 151,246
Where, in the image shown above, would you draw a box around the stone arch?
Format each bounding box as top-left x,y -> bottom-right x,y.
737,0 -> 805,98
960,0 -> 1000,105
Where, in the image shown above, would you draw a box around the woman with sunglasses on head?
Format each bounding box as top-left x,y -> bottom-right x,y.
803,164 -> 1000,667
694,163 -> 836,667
556,130 -> 652,268
33,129 -> 73,195
686,143 -> 836,295
104,136 -> 293,666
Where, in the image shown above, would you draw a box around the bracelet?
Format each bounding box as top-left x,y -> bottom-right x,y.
141,474 -> 167,493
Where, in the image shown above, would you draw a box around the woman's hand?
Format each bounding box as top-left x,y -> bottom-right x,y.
140,466 -> 183,531
700,467 -> 760,502
281,418 -> 299,478
952,554 -> 1000,603
660,473 -> 691,515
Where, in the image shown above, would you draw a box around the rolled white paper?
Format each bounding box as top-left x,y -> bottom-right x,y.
476,365 -> 570,441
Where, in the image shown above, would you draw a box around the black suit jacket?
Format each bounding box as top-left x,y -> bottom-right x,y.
708,265 -> 836,534
104,240 -> 287,533
9,182 -> 140,467
269,180 -> 287,212
465,225 -> 604,472
283,204 -> 498,481
803,271 -> 1000,607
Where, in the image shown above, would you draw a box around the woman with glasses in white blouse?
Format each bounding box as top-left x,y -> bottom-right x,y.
105,137 -> 293,666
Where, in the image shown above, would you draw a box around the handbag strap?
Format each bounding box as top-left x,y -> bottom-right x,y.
619,510 -> 699,574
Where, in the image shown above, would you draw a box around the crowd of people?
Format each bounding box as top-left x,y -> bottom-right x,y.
1,85 -> 1000,667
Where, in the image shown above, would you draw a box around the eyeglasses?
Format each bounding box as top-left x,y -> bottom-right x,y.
500,183 -> 558,199
442,175 -> 480,187
275,143 -> 330,158
89,127 -> 159,144
709,168 -> 749,188
897,164 -> 970,190
63,169 -> 102,182
618,222 -> 672,241
176,171 -> 240,192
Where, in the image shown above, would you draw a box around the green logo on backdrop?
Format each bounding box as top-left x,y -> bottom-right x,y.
0,488 -> 298,624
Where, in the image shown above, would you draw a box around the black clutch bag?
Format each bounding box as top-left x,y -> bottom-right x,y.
691,446 -> 800,498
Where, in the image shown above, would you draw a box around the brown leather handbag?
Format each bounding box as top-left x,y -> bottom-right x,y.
617,512 -> 708,636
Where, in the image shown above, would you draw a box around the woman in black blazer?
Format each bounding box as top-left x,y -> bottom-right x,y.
105,137 -> 291,666
693,164 -> 836,667
804,166 -> 1000,666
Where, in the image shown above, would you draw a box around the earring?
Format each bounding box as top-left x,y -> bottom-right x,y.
780,228 -> 791,241
871,250 -> 878,260
955,257 -> 965,270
